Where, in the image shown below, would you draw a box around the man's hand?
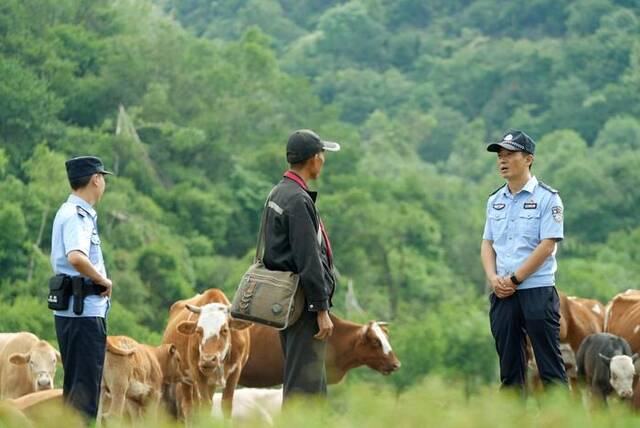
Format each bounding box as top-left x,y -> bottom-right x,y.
314,310 -> 334,341
491,275 -> 515,299
96,277 -> 113,298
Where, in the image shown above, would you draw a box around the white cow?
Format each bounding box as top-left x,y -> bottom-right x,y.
212,388 -> 282,425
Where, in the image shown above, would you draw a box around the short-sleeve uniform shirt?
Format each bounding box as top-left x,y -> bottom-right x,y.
482,176 -> 564,289
50,194 -> 109,317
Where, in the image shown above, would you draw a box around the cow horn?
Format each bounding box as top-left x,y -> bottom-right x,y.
186,304 -> 202,314
376,322 -> 389,327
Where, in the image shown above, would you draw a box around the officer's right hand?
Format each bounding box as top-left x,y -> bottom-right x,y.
97,277 -> 113,298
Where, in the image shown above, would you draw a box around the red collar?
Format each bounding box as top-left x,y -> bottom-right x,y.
283,171 -> 309,190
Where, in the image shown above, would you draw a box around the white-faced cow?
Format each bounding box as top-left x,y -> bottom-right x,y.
239,313 -> 401,387
0,333 -> 61,399
577,333 -> 637,404
162,289 -> 251,419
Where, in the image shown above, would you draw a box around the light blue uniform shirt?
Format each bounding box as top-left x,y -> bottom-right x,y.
50,194 -> 109,318
482,176 -> 564,290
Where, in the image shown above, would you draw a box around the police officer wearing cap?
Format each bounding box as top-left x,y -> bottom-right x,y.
262,129 -> 340,402
481,130 -> 567,391
50,156 -> 113,420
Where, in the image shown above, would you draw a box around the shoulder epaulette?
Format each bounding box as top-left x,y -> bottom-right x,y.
76,206 -> 89,217
489,184 -> 506,197
538,181 -> 559,194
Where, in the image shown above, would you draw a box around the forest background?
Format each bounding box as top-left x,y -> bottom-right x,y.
1,0 -> 640,392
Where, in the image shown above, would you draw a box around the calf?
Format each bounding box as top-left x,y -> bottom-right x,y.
239,314 -> 401,387
100,335 -> 189,421
577,333 -> 637,404
0,333 -> 60,399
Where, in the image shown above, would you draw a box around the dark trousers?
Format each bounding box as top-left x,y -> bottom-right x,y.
279,309 -> 327,402
489,286 -> 567,390
55,316 -> 107,420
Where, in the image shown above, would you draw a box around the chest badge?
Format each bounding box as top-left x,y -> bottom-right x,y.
523,200 -> 537,210
493,203 -> 506,210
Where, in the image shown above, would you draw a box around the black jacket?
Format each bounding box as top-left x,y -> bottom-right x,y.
262,174 -> 335,312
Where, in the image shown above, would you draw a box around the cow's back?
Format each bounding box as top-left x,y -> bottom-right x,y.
561,295 -> 605,352
605,290 -> 640,352
0,333 -> 39,399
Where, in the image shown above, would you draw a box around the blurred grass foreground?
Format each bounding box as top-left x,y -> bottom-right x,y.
1,378 -> 638,428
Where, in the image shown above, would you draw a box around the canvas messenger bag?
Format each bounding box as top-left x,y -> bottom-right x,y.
230,190 -> 304,330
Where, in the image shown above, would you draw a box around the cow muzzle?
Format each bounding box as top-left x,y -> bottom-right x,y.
617,388 -> 633,399
36,376 -> 53,390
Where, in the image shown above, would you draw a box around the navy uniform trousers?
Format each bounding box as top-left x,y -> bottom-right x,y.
489,286 -> 567,389
55,316 -> 107,420
279,309 -> 328,401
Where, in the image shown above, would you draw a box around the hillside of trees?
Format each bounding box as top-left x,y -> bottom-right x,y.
1,0 -> 639,390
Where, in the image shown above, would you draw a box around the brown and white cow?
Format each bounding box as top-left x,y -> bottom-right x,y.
0,333 -> 61,399
239,313 -> 401,387
560,293 -> 606,353
162,289 -> 251,419
605,289 -> 640,354
100,335 -> 190,421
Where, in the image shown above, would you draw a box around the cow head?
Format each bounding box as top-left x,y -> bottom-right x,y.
356,321 -> 401,375
176,303 -> 250,386
600,353 -> 637,398
160,344 -> 193,386
9,340 -> 60,391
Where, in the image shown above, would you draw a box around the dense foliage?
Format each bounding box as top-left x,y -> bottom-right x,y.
1,0 -> 639,391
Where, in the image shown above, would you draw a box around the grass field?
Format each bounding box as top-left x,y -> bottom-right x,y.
1,378 -> 638,428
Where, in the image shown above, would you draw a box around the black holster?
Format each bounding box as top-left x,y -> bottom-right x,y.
48,274 -> 71,310
70,277 -> 106,315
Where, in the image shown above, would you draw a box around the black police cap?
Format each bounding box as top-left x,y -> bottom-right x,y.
65,156 -> 113,180
286,129 -> 341,164
487,130 -> 536,155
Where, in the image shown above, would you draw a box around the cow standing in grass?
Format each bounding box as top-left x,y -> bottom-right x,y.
162,289 -> 251,419
0,333 -> 61,400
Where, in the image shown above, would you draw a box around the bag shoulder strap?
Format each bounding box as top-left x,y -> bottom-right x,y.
255,187 -> 276,263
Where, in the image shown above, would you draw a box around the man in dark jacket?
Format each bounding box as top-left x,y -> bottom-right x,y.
263,129 -> 340,401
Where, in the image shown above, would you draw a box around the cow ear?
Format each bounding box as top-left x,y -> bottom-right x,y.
177,321 -> 198,335
9,352 -> 30,365
599,353 -> 611,364
229,319 -> 252,330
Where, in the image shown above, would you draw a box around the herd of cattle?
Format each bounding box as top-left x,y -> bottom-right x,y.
3,287 -> 640,423
0,288 -> 401,424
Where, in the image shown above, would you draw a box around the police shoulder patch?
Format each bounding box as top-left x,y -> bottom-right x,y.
76,206 -> 89,218
489,184 -> 506,197
538,181 -> 559,194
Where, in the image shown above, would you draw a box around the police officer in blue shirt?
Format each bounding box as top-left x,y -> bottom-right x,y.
481,130 -> 567,390
50,156 -> 113,420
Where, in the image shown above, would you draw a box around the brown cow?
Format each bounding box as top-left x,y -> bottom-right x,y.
605,289 -> 640,353
0,333 -> 61,400
559,293 -> 605,352
100,335 -> 190,421
239,313 -> 401,387
162,289 -> 251,419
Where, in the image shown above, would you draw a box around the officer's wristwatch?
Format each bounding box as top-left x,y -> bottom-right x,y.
510,273 -> 523,285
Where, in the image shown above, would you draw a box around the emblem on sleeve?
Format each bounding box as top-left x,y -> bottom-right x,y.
552,206 -> 563,223
493,203 -> 506,210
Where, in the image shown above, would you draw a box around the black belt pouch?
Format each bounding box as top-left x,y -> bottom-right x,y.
71,276 -> 85,315
48,274 -> 71,310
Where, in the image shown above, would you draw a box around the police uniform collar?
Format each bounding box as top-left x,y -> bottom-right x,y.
67,194 -> 97,218
503,176 -> 538,196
